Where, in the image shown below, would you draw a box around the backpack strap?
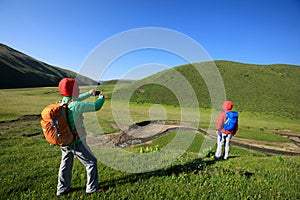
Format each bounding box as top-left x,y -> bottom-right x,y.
224,111 -> 230,124
74,115 -> 85,138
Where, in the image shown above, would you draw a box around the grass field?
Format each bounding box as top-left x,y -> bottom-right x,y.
113,61 -> 300,119
0,85 -> 299,199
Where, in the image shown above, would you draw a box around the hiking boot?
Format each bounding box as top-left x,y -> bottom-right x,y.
56,188 -> 70,197
214,156 -> 221,161
86,188 -> 103,195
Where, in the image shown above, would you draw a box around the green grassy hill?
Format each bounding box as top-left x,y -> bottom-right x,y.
0,87 -> 299,199
0,43 -> 97,88
114,61 -> 300,119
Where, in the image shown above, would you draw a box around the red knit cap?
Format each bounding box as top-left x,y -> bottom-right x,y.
222,101 -> 233,111
58,78 -> 79,98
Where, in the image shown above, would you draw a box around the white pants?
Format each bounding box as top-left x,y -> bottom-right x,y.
56,140 -> 98,195
215,133 -> 233,160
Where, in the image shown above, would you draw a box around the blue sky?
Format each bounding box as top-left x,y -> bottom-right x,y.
0,0 -> 299,80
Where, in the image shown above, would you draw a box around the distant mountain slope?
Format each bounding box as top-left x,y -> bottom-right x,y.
0,43 -> 97,89
114,61 -> 300,119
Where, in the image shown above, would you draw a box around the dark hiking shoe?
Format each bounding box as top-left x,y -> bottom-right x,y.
214,156 -> 221,161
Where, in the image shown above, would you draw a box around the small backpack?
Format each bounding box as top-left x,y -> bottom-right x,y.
40,102 -> 75,146
223,111 -> 238,131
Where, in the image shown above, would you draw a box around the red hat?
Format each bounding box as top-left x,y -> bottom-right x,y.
222,101 -> 233,111
58,78 -> 79,98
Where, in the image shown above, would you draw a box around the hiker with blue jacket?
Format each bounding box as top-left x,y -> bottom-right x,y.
214,101 -> 238,160
56,78 -> 104,196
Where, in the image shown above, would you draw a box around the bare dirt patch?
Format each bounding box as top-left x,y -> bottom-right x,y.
204,129 -> 300,156
88,120 -> 300,156
2,116 -> 300,155
0,115 -> 41,136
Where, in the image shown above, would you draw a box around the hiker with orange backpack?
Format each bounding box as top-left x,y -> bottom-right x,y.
55,78 -> 104,196
214,101 -> 238,160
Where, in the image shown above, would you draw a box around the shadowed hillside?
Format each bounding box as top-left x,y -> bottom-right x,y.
113,61 -> 300,119
0,43 -> 97,88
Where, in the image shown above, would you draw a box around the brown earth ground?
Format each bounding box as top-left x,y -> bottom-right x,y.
88,120 -> 300,156
1,116 -> 299,156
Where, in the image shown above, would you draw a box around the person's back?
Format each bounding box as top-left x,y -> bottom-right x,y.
214,101 -> 238,160
61,93 -> 104,143
56,78 -> 104,196
216,101 -> 238,135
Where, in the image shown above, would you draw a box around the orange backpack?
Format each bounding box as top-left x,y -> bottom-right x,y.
40,103 -> 75,146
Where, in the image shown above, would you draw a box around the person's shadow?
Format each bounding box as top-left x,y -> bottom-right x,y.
70,155 -> 244,193
99,157 -> 216,190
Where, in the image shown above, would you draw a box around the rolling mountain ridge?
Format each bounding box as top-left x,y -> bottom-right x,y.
113,61 -> 300,119
0,43 -> 97,89
1,43 -> 299,119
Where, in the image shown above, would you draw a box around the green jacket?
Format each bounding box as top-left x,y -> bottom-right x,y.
62,92 -> 104,145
